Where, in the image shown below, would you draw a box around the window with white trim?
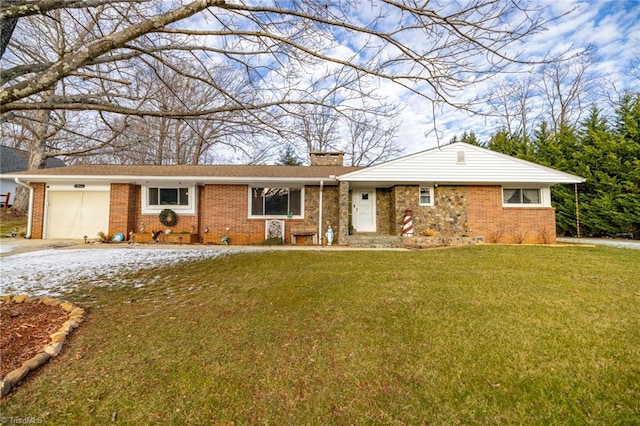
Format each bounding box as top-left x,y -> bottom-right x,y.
249,187 -> 303,217
503,188 -> 542,205
149,187 -> 189,206
419,186 -> 434,206
142,185 -> 196,214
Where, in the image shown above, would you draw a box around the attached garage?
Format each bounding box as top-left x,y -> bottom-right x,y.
45,185 -> 110,239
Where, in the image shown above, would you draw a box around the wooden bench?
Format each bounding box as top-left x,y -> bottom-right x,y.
290,225 -> 318,245
0,192 -> 10,208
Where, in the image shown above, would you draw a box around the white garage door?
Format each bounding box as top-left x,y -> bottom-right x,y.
46,191 -> 110,239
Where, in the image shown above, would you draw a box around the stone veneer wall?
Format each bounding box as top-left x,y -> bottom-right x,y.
338,181 -> 350,244
390,185 -> 469,237
376,188 -> 393,234
304,185 -> 341,244
375,184 -> 556,243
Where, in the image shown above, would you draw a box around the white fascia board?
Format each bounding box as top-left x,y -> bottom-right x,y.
2,174 -> 340,185
345,177 -> 581,185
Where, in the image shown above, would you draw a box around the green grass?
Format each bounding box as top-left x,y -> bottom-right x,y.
0,210 -> 27,238
2,246 -> 639,424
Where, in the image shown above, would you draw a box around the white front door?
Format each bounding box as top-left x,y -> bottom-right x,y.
353,189 -> 376,232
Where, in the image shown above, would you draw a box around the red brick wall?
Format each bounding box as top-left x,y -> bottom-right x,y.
139,186 -> 199,235
109,184 -> 199,238
466,185 -> 556,244
104,183 -> 324,245
109,184 -> 137,236
30,183 -> 46,239
199,184 -> 312,245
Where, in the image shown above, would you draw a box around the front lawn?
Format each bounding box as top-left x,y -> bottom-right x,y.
0,209 -> 27,238
1,245 -> 639,424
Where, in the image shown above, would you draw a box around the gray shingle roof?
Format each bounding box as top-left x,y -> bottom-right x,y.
7,163 -> 361,179
0,146 -> 66,173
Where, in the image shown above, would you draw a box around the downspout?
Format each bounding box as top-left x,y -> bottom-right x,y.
14,178 -> 34,238
318,180 -> 323,245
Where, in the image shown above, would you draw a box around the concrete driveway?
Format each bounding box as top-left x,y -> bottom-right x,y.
557,237 -> 640,250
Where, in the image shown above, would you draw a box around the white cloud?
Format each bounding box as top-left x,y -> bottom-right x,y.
388,0 -> 640,154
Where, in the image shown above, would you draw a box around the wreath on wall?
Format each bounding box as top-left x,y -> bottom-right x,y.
159,208 -> 178,227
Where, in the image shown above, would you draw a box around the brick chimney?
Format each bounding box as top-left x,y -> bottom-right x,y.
309,152 -> 344,166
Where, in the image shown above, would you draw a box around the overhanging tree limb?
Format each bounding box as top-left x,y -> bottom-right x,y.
0,0 -> 224,108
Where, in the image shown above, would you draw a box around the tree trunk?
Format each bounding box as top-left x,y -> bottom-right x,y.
12,110 -> 51,213
11,186 -> 29,213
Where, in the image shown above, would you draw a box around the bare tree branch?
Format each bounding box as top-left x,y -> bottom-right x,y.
0,0 -> 224,107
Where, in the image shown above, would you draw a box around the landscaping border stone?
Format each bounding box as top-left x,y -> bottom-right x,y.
0,295 -> 86,397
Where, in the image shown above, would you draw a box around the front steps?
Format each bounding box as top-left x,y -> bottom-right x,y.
347,235 -> 476,249
347,235 -> 403,248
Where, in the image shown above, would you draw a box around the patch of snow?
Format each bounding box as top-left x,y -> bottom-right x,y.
0,244 -> 15,254
0,247 -> 243,298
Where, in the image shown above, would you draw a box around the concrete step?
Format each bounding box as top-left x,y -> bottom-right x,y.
347,235 -> 403,248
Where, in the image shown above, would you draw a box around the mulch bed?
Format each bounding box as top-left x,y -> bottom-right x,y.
0,303 -> 69,378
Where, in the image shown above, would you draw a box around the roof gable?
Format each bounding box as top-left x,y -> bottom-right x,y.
339,142 -> 584,184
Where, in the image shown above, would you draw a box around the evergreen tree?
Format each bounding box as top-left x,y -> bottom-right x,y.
486,91 -> 640,239
573,101 -> 640,237
611,93 -> 640,237
449,131 -> 483,146
530,121 -> 581,235
276,145 -> 303,166
487,129 -> 531,159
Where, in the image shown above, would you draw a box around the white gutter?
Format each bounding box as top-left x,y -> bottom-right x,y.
318,180 -> 323,245
7,174 -> 342,185
14,178 -> 34,238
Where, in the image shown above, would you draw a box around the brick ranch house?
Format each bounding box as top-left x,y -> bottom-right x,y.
4,142 -> 583,246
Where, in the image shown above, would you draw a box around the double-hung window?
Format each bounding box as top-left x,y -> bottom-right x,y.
250,187 -> 303,217
142,185 -> 196,214
419,186 -> 434,206
503,188 -> 542,205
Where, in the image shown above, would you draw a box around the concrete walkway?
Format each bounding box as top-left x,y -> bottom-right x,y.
0,238 -> 410,256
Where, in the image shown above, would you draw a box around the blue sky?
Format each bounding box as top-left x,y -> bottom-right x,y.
391,0 -> 640,155
189,1 -> 639,162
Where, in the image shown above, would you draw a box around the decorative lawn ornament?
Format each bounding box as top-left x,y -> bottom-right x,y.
159,209 -> 178,227
402,208 -> 414,237
326,226 -> 334,245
